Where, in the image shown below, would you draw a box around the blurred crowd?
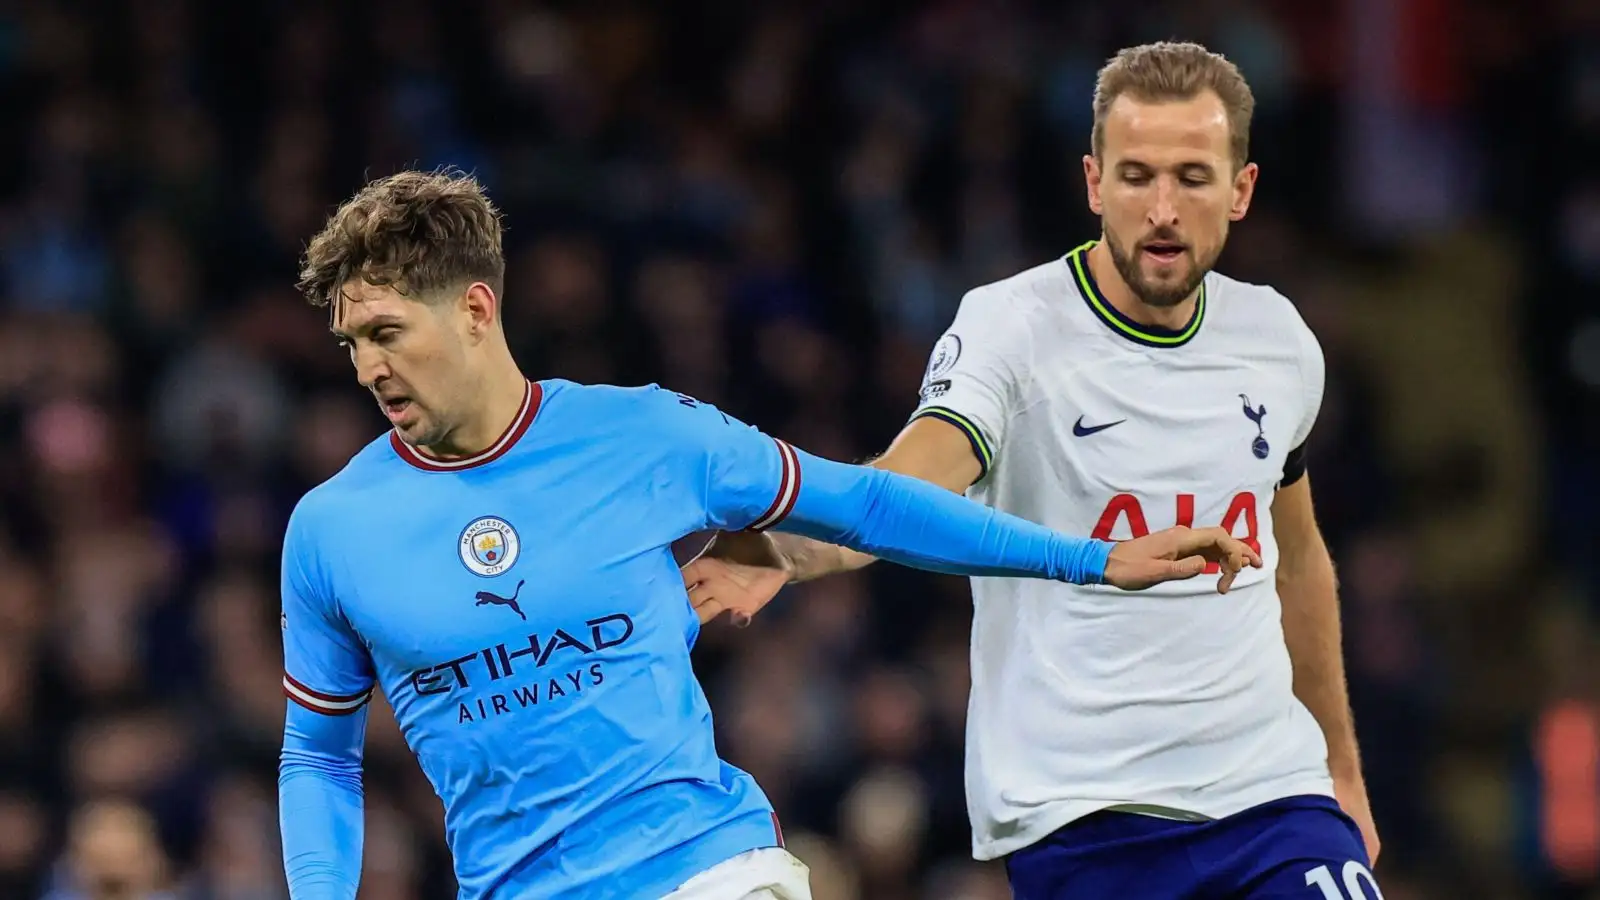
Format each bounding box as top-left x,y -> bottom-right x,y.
0,0 -> 1596,898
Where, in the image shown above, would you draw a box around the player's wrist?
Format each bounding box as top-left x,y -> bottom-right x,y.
1061,536 -> 1115,585
774,537 -> 847,583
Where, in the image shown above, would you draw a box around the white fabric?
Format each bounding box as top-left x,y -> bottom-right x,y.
662,848 -> 812,900
913,253 -> 1333,861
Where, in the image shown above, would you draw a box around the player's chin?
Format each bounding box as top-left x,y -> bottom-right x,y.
391,412 -> 433,443
1133,273 -> 1193,308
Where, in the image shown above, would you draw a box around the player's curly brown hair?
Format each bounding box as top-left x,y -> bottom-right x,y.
297,168 -> 506,309
1091,41 -> 1255,171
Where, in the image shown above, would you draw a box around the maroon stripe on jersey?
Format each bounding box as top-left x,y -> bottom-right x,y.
283,673 -> 372,716
749,439 -> 800,531
284,688 -> 369,717
771,442 -> 801,526
283,673 -> 369,704
392,381 -> 542,472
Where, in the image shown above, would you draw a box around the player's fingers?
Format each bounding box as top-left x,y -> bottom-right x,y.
693,596 -> 726,624
1217,561 -> 1239,594
1209,532 -> 1247,564
1217,547 -> 1247,593
1202,532 -> 1261,571
1174,526 -> 1228,560
680,558 -> 713,586
685,579 -> 758,627
1164,555 -> 1207,581
687,579 -> 725,609
686,581 -> 714,607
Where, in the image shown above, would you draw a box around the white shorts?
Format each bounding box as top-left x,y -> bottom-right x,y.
661,848 -> 812,900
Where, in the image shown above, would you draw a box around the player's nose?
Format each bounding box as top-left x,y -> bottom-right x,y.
352,344 -> 390,389
1148,179 -> 1180,227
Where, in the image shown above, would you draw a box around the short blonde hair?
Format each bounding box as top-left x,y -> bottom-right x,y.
1091,41 -> 1255,171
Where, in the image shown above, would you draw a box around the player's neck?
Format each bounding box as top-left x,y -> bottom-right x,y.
424,356 -> 530,460
1087,241 -> 1200,331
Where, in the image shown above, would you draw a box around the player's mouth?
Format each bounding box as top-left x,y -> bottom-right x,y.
1141,242 -> 1187,265
380,397 -> 414,424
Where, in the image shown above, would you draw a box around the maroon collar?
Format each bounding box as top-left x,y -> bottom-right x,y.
390,381 -> 542,472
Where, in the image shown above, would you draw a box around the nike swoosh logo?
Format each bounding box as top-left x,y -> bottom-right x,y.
1072,415 -> 1126,437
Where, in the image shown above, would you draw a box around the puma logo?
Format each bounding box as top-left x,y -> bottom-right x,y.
474,580 -> 526,620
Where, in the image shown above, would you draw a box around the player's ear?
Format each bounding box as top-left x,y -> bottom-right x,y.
1083,154 -> 1104,215
1228,161 -> 1259,222
461,282 -> 499,340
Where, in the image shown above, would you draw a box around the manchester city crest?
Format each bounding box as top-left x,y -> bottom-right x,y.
458,516 -> 521,577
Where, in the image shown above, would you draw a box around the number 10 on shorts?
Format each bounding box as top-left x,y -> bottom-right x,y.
1305,861 -> 1383,899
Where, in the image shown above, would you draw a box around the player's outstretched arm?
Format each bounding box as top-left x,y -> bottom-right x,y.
684,416 -> 977,624
683,415 -> 1262,624
769,444 -> 1261,588
778,415 -> 984,578
779,447 -> 1108,582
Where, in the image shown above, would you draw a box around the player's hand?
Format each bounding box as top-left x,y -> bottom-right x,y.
1334,773 -> 1382,866
1102,526 -> 1262,592
681,532 -> 791,627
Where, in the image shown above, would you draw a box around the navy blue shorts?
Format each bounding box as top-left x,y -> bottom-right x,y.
1005,795 -> 1384,899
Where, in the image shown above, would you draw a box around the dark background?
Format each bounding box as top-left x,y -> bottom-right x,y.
0,0 -> 1597,898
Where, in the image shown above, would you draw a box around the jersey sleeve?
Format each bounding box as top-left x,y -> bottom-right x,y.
780,446 -> 1112,584
1282,311 -> 1327,487
639,386 -> 797,533
281,502 -> 376,717
909,287 -> 1032,481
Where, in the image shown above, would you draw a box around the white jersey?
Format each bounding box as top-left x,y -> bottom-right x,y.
913,241 -> 1334,861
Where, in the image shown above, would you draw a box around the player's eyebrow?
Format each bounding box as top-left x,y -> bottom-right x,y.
329,313 -> 405,342
1116,159 -> 1216,177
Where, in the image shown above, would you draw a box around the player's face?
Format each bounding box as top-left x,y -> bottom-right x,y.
1084,90 -> 1258,308
331,279 -> 474,448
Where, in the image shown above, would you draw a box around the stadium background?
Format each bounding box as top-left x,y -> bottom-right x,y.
0,0 -> 1596,897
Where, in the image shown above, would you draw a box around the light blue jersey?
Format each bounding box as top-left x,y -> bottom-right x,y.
279,379 -> 1113,899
